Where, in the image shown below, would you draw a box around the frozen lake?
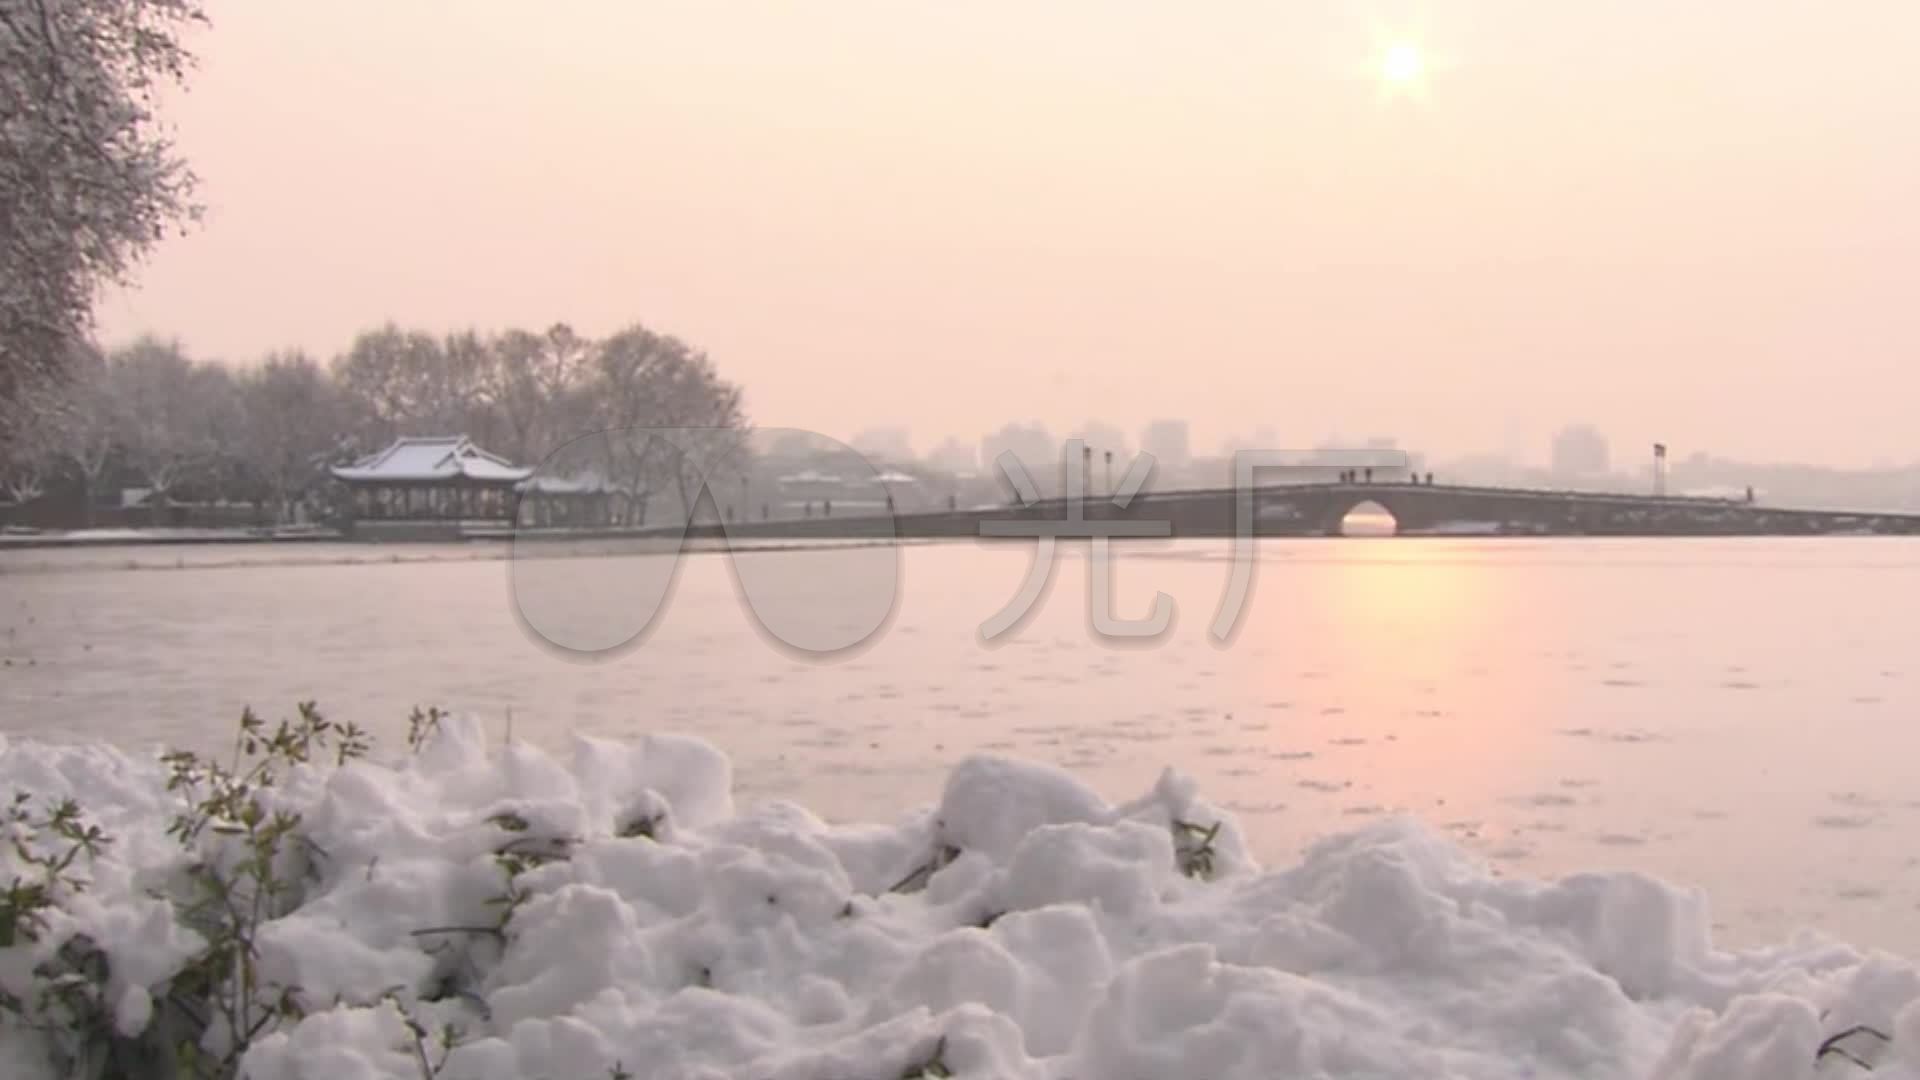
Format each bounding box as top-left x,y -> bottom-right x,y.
3,536 -> 1918,954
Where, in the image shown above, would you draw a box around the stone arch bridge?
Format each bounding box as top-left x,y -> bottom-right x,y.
696,481 -> 1920,539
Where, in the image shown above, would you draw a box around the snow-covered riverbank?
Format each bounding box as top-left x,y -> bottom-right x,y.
0,718 -> 1914,1079
0,526 -> 342,550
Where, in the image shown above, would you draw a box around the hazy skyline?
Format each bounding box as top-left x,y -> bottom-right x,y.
96,1 -> 1920,467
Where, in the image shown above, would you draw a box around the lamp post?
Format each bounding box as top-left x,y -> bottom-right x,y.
1104,450 -> 1114,496
1653,443 -> 1667,497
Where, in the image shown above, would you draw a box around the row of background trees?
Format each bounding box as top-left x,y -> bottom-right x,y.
0,321 -> 746,527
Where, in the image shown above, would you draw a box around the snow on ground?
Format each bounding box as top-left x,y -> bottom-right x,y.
0,526 -> 340,548
1,720 -> 1917,1079
0,527 -> 246,542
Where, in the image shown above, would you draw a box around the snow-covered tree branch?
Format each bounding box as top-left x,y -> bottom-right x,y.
0,0 -> 207,400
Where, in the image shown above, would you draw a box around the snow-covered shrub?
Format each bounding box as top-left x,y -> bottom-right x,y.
0,794 -> 123,1077
0,702 -> 402,1079
154,702 -> 373,1077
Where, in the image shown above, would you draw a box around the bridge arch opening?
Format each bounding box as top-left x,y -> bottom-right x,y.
1337,500 -> 1398,537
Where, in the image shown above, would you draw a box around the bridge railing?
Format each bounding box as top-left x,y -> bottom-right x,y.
999,478 -> 1751,512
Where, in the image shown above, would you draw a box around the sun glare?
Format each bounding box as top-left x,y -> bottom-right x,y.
1382,42 -> 1423,86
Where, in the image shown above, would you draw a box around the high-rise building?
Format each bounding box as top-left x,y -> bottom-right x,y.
850,427 -> 915,464
1140,420 -> 1191,469
1551,425 -> 1610,478
1219,425 -> 1279,456
980,422 -> 1058,477
926,437 -> 979,475
1071,420 -> 1130,463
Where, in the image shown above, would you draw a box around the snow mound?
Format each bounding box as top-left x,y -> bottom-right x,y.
1,720 -> 1917,1079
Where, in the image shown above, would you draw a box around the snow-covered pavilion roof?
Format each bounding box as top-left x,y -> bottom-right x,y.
777,469 -> 843,484
330,436 -> 532,484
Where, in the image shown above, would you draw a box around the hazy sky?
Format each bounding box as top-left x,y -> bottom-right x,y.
97,2 -> 1920,466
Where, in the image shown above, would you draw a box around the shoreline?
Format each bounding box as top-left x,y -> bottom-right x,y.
4,517 -> 1917,552
0,527 -> 345,550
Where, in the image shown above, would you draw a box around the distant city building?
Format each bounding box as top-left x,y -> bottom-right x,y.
925,437 -> 980,475
1219,424 -> 1278,457
765,430 -> 836,459
1140,420 -> 1190,469
1551,425 -> 1610,478
980,422 -> 1058,479
850,427 -> 915,464
1071,420 -> 1130,462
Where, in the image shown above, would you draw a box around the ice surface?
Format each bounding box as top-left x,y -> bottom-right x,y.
2,720 -> 1918,1079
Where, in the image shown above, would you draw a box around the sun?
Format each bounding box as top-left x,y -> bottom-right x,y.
1381,42 -> 1424,86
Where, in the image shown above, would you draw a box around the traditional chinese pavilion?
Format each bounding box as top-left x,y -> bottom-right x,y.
331,435 -> 628,538
330,436 -> 532,536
